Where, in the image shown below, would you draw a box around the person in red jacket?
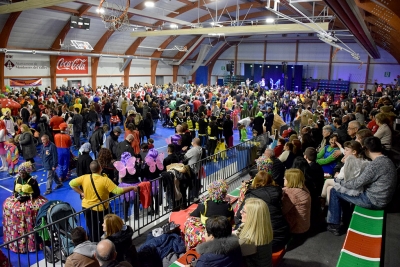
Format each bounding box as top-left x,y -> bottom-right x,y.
55,123 -> 72,181
49,110 -> 65,137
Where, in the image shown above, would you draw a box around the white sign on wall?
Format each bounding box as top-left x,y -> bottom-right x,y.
4,55 -> 49,70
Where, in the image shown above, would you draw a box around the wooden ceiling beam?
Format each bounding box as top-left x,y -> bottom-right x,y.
0,0 -> 73,14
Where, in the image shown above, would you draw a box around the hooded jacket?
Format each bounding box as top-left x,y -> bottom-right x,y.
65,241 -> 99,267
194,235 -> 242,267
106,131 -> 119,158
106,225 -> 135,263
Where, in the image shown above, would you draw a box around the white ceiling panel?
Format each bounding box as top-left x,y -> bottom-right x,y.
165,35 -> 194,49
134,49 -> 154,57
139,35 -> 170,48
103,32 -> 138,54
129,15 -> 158,25
175,9 -> 209,24
152,0 -> 186,12
161,50 -> 179,58
56,2 -> 85,10
0,14 -> 10,34
8,9 -> 71,49
64,17 -> 109,50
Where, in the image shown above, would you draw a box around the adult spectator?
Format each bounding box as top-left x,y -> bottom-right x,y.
333,118 -> 351,145
374,113 -> 392,149
282,169 -> 311,234
20,102 -> 30,125
103,99 -> 112,127
235,171 -> 290,253
143,112 -> 153,142
69,160 -> 137,242
115,134 -> 135,161
102,214 -> 137,265
90,122 -> 105,159
194,216 -> 242,267
304,147 -> 324,194
327,137 -> 397,235
18,124 -> 37,167
263,149 -> 285,187
70,108 -> 83,148
223,115 -> 234,148
49,110 -> 65,136
278,142 -> 296,170
65,226 -> 99,267
163,144 -> 179,167
106,126 -> 122,159
252,112 -> 264,136
94,240 -> 132,267
300,107 -> 313,129
77,143 -> 92,177
236,198 -> 273,267
192,97 -> 201,112
317,125 -> 333,152
41,134 -> 63,196
264,107 -> 274,133
347,120 -> 361,140
54,123 -> 72,181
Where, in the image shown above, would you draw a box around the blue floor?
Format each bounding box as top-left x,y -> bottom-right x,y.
0,121 -> 244,266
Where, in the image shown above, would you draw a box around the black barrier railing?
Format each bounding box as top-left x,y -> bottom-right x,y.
0,132 -> 268,267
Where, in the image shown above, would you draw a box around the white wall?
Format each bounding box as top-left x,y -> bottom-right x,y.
3,44 -> 399,88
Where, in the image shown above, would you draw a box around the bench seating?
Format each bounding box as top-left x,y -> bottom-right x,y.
337,206 -> 385,267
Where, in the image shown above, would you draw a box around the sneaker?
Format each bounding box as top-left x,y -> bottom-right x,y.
327,224 -> 341,236
44,191 -> 52,195
55,184 -> 63,190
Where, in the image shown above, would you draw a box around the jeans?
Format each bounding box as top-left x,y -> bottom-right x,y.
104,115 -> 111,127
152,119 -> 158,134
73,131 -> 81,147
327,188 -> 377,225
87,121 -> 95,137
46,169 -> 62,192
57,147 -> 70,179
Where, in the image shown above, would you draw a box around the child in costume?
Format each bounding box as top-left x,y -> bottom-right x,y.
4,138 -> 19,175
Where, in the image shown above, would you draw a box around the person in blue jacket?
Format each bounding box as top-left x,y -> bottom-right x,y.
41,134 -> 63,195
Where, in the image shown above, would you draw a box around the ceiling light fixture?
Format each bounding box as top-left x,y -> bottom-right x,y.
144,1 -> 155,7
170,24 -> 178,29
266,18 -> 275,23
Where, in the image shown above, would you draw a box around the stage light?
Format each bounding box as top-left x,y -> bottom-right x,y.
276,66 -> 278,68
144,1 -> 155,7
266,18 -> 275,23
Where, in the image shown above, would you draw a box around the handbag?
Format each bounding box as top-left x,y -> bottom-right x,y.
89,174 -> 110,213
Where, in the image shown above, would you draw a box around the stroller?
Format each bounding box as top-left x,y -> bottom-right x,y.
35,201 -> 77,263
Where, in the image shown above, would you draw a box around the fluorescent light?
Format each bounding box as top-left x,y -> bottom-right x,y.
144,1 -> 155,7
170,24 -> 178,29
96,8 -> 104,14
266,18 -> 275,23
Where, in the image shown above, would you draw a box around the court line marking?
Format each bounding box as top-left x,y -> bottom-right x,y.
0,185 -> 12,192
0,168 -> 45,181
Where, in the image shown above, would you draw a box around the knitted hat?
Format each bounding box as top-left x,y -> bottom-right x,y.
255,156 -> 273,173
59,123 -> 68,130
18,162 -> 33,174
207,180 -> 228,202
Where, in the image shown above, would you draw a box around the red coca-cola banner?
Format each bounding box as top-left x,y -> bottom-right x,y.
56,56 -> 88,74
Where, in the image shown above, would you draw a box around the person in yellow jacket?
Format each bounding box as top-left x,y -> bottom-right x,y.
73,98 -> 83,114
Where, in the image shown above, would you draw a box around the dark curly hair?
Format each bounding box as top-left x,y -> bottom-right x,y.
98,148 -> 113,168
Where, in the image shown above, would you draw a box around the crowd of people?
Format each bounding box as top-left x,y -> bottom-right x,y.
1,80 -> 399,266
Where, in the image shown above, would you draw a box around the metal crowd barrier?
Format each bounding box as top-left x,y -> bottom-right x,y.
0,132 -> 268,267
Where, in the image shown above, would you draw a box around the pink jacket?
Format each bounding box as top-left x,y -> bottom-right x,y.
282,187 -> 311,234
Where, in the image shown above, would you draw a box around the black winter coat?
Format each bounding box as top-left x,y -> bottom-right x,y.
235,186 -> 290,253
115,140 -> 135,161
106,225 -> 136,264
90,128 -> 104,153
252,116 -> 264,136
223,119 -> 233,138
77,153 -> 92,177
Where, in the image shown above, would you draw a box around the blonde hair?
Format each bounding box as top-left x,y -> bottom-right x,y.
284,168 -> 305,188
20,124 -> 32,134
238,198 -> 273,246
103,214 -> 124,238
